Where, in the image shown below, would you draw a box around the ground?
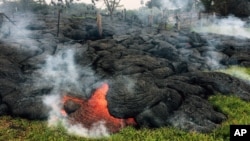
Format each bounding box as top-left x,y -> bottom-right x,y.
1,10 -> 250,135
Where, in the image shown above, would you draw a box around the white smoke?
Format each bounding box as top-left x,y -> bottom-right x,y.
218,66 -> 250,84
190,15 -> 250,70
161,0 -> 192,10
43,94 -> 110,138
0,3 -> 111,138
193,16 -> 250,39
66,121 -> 109,138
40,49 -> 110,138
38,49 -> 82,93
135,0 -> 199,27
0,12 -> 33,40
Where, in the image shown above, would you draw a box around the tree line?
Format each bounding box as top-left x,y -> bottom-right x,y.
146,0 -> 250,17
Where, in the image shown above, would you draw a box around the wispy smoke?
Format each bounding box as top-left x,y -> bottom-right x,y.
218,66 -> 250,84
161,0 -> 192,10
0,12 -> 32,39
39,49 -> 82,93
1,5 -> 111,137
39,49 -> 110,138
43,94 -> 109,138
191,15 -> 250,70
66,121 -> 109,138
193,16 -> 250,39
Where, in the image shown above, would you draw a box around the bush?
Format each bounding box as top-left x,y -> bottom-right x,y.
200,0 -> 250,17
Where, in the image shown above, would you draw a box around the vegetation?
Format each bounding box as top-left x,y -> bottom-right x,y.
200,0 -> 250,17
200,0 -> 214,12
146,0 -> 162,9
1,0 -> 250,139
146,0 -> 196,12
217,66 -> 250,81
1,65 -> 250,141
92,0 -> 122,20
145,0 -> 250,17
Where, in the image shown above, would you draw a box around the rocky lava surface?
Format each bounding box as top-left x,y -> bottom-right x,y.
1,12 -> 250,133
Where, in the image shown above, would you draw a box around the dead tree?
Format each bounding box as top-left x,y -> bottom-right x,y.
0,13 -> 3,28
92,0 -> 121,20
0,13 -> 15,37
96,12 -> 102,37
175,14 -> 180,31
0,13 -> 16,27
148,14 -> 153,27
51,0 -> 70,37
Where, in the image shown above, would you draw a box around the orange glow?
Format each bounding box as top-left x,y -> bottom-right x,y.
60,109 -> 67,117
88,83 -> 109,109
62,83 -> 136,133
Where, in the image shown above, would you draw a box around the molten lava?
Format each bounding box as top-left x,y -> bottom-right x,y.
62,83 -> 136,133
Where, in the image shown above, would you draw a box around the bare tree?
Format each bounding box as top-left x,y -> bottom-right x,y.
146,0 -> 162,9
0,13 -> 3,28
96,12 -> 102,37
92,0 -> 122,20
51,0 -> 72,36
200,0 -> 250,17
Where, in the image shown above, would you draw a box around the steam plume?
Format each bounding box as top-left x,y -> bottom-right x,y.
40,49 -> 110,138
193,16 -> 250,39
190,15 -> 250,70
161,0 -> 193,10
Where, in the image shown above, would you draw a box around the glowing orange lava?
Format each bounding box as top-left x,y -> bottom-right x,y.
62,83 -> 136,133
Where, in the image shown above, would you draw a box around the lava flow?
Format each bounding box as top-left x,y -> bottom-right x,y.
61,83 -> 136,133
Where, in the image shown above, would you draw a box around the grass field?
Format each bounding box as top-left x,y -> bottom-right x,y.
1,67 -> 250,141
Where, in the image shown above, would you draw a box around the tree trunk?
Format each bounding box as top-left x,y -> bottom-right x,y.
0,13 -> 3,28
110,11 -> 113,20
57,10 -> 61,37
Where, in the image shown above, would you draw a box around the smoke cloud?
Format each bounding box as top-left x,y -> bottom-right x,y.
161,0 -> 193,10
0,5 -> 113,138
43,94 -> 110,138
38,49 -> 82,94
0,13 -> 33,40
193,15 -> 250,39
218,66 -> 250,84
39,49 -> 110,138
190,15 -> 250,70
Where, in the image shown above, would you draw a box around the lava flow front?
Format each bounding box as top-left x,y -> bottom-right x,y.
61,83 -> 136,133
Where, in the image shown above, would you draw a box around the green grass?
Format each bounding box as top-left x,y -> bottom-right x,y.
217,66 -> 250,81
1,95 -> 250,141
